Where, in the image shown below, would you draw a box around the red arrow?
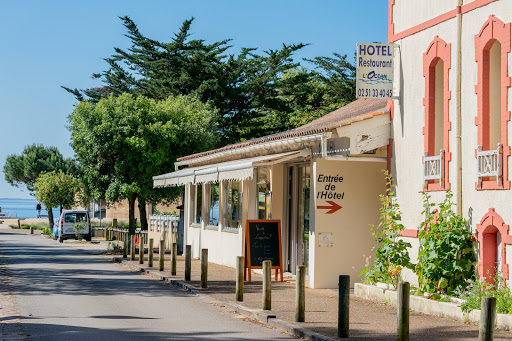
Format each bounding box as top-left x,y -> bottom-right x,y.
316,200 -> 342,214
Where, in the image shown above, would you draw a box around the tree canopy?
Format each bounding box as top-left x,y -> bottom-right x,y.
68,93 -> 219,234
34,171 -> 80,216
4,144 -> 78,193
64,16 -> 356,146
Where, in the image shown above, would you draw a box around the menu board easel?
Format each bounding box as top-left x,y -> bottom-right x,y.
245,219 -> 283,282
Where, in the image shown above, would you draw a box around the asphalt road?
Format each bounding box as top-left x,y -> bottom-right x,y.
0,230 -> 294,340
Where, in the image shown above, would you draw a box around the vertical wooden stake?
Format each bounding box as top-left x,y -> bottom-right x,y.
30,226 -> 34,235
185,245 -> 191,281
148,238 -> 154,267
171,242 -> 177,276
263,260 -> 272,310
296,265 -> 306,322
123,232 -> 128,258
130,235 -> 136,261
397,281 -> 410,341
479,296 -> 496,341
338,275 -> 350,338
139,234 -> 144,264
236,256 -> 244,302
159,240 -> 165,271
201,249 -> 208,288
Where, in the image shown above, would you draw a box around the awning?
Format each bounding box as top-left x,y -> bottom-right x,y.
153,149 -> 310,188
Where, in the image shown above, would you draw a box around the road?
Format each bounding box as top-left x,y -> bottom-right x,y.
0,229 -> 294,340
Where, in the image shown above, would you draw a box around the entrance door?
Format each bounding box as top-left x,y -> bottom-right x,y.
286,164 -> 311,274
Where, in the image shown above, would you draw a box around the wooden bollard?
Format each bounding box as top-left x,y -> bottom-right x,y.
263,260 -> 272,310
171,242 -> 177,276
30,226 -> 34,234
296,265 -> 306,322
479,296 -> 496,341
123,232 -> 128,258
338,275 -> 350,338
139,234 -> 144,264
201,249 -> 208,288
130,235 -> 136,261
397,281 -> 410,341
185,245 -> 191,281
148,239 -> 154,267
236,256 -> 244,302
159,240 -> 165,271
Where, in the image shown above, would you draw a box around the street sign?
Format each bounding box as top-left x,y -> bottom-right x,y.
356,43 -> 395,99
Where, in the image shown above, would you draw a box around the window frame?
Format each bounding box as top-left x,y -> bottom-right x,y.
223,180 -> 242,232
206,182 -> 220,229
474,16 -> 511,190
422,36 -> 452,192
190,184 -> 203,227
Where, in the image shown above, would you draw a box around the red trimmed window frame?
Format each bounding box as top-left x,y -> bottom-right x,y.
476,208 -> 512,282
422,36 -> 452,192
474,16 -> 512,190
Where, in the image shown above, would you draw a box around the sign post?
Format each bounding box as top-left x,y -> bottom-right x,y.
356,43 -> 395,99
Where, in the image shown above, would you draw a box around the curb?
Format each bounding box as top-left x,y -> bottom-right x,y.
112,257 -> 336,341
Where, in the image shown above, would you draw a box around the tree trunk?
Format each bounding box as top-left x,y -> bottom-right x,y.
128,195 -> 136,235
48,208 -> 54,228
60,206 -> 63,216
138,198 -> 148,231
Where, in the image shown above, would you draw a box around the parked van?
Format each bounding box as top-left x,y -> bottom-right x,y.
56,210 -> 91,242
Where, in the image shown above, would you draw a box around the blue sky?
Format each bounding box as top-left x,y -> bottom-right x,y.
0,0 -> 387,199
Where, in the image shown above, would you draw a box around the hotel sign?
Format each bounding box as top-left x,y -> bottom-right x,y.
356,43 -> 395,99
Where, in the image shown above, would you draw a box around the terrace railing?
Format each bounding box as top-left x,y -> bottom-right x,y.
424,150 -> 445,188
477,143 -> 503,187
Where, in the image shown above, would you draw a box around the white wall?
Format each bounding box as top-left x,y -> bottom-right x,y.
311,159 -> 386,288
392,0 -> 512,284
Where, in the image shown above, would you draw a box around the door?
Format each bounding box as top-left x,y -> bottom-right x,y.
286,164 -> 311,274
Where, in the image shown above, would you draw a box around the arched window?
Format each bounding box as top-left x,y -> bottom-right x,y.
422,36 -> 451,191
476,209 -> 512,284
475,16 -> 511,190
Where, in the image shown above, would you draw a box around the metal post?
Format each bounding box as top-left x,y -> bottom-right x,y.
171,242 -> 177,275
130,235 -> 136,261
30,226 -> 34,235
236,256 -> 244,302
148,239 -> 154,267
139,234 -> 144,264
338,275 -> 350,338
262,260 -> 272,310
296,265 -> 306,322
479,296 -> 497,341
185,245 -> 191,281
201,249 -> 208,288
397,281 -> 410,341
123,232 -> 128,258
159,240 -> 165,271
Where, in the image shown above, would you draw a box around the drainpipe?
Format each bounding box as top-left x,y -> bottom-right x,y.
456,0 -> 463,215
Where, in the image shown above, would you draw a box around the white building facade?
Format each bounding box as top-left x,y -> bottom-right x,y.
390,0 -> 512,284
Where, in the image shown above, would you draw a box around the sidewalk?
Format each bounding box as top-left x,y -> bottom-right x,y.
2,227 -> 512,340
115,248 -> 511,340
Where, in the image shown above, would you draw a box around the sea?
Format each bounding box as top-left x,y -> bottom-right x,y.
0,198 -> 60,219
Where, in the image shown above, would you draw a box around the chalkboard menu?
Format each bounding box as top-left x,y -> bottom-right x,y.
245,220 -> 283,282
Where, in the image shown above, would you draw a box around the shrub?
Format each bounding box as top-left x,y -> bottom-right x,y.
459,271 -> 512,314
416,190 -> 476,294
362,171 -> 412,288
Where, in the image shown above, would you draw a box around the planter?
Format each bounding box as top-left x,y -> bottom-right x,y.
354,283 -> 512,330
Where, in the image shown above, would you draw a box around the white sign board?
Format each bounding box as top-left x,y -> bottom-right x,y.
356,43 -> 395,99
